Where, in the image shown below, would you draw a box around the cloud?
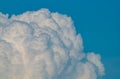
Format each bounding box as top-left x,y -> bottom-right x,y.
0,8 -> 104,79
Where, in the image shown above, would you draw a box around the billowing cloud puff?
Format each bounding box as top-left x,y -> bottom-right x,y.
0,9 -> 104,79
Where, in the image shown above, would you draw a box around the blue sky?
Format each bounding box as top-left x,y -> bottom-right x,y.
0,0 -> 120,79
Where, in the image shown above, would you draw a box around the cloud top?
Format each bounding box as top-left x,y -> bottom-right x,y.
0,8 -> 104,79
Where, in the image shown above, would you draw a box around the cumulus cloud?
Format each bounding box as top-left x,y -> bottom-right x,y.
0,8 -> 104,79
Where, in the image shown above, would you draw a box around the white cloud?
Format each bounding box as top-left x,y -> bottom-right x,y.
0,8 -> 104,79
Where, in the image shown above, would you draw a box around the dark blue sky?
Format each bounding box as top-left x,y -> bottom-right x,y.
0,0 -> 120,79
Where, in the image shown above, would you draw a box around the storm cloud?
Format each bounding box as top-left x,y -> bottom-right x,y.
0,9 -> 104,79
